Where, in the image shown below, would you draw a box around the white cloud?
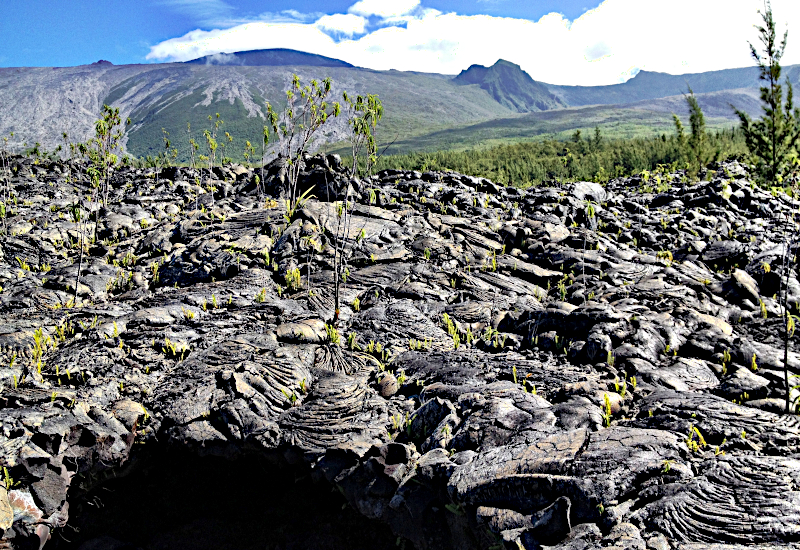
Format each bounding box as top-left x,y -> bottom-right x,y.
315,13 -> 367,36
280,9 -> 310,21
348,0 -> 420,18
159,0 -> 234,25
199,9 -> 322,29
147,0 -> 800,85
146,23 -> 337,64
204,52 -> 239,65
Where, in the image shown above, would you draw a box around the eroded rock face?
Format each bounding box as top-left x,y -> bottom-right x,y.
0,155 -> 799,549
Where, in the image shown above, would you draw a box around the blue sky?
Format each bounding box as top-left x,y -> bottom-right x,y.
3,0 -> 800,85
1,0 -> 595,68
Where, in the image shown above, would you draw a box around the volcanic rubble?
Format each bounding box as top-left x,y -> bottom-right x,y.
0,153 -> 800,550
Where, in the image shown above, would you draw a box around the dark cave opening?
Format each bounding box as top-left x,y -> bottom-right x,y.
52,450 -> 401,550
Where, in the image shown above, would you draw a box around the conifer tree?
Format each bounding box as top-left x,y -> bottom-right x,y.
686,87 -> 709,174
592,126 -> 602,152
672,114 -> 686,165
735,1 -> 800,413
734,1 -> 800,187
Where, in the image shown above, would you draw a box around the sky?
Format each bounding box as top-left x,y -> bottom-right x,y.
3,0 -> 800,85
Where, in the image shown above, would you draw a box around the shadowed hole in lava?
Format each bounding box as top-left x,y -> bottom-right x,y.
53,450 -> 401,550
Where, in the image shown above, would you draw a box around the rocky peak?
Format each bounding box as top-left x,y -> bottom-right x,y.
453,58 -> 565,112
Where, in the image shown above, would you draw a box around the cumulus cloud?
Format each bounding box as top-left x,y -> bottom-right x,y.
146,23 -> 337,64
315,13 -> 368,36
146,0 -> 800,85
205,52 -> 239,65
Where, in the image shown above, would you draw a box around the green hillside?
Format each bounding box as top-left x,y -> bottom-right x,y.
364,103 -> 738,157
125,88 -> 271,162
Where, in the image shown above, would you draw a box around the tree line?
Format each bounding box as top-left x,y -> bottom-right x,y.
366,126 -> 748,186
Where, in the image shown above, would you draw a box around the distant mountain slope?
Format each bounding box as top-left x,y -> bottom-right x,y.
379,89 -> 765,155
453,59 -> 565,112
185,48 -> 355,68
0,60 -> 513,159
0,48 -> 797,160
627,88 -> 763,118
118,66 -> 514,160
549,65 -> 800,107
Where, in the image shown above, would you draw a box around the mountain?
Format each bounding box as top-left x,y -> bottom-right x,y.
548,65 -> 800,107
453,59 -> 565,112
0,48 -> 796,160
381,90 -> 760,154
185,48 -> 355,68
0,55 -> 513,160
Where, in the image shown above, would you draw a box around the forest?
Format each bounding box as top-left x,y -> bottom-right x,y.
366,127 -> 749,186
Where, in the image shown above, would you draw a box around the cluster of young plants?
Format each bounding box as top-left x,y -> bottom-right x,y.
480,327 -> 507,349
255,288 -> 268,303
387,410 -> 413,442
155,336 -> 189,360
325,323 -> 341,345
511,365 -> 538,394
601,393 -> 613,427
280,386 -> 300,406
408,338 -> 431,351
284,267 -> 302,292
685,425 -> 708,454
363,339 -> 391,365
441,313 -> 461,349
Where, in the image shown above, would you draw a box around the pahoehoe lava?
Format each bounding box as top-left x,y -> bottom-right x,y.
50,450 -> 400,550
1,152 -> 800,549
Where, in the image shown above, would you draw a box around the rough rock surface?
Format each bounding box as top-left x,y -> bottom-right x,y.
0,154 -> 799,549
